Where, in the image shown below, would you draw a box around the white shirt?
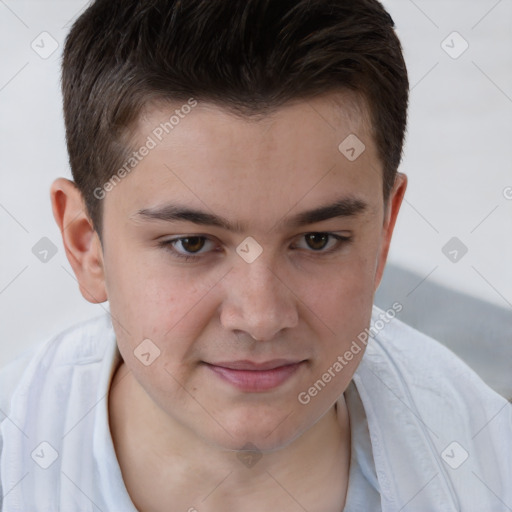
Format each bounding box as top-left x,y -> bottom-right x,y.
1,306 -> 511,511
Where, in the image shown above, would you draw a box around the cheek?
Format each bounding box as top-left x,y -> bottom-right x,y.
105,246 -> 209,331
296,247 -> 377,392
304,253 -> 376,328
105,251 -> 224,380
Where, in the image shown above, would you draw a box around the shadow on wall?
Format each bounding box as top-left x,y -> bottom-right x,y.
375,263 -> 512,400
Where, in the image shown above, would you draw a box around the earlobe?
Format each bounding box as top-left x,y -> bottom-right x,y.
50,178 -> 108,304
373,172 -> 408,292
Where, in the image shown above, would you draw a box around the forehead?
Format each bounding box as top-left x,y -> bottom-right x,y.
137,90 -> 372,149
104,91 -> 382,230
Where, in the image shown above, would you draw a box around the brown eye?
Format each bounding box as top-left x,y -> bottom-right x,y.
180,237 -> 206,253
295,232 -> 352,254
304,233 -> 329,251
159,235 -> 217,261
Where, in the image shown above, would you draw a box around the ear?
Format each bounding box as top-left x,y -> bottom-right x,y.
374,172 -> 407,291
50,178 -> 107,304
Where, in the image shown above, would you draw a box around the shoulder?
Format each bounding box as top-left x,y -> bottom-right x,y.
356,305 -> 512,508
0,347 -> 36,419
0,313 -> 125,509
365,304 -> 510,417
0,313 -> 115,419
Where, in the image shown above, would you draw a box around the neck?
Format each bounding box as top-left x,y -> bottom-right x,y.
108,362 -> 351,512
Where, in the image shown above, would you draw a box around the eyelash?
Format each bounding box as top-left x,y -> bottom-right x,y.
158,233 -> 352,262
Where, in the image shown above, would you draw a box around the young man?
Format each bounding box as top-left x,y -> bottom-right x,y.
1,0 -> 510,510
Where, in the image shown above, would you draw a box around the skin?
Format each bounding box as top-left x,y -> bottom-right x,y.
51,91 -> 407,512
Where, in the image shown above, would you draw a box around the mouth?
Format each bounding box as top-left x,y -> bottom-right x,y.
203,359 -> 307,392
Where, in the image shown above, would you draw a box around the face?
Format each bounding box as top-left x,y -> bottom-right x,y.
95,92 -> 405,452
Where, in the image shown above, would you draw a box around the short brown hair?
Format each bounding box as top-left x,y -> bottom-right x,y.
62,0 -> 409,238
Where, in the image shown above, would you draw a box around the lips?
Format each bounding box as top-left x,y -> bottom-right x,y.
204,359 -> 306,392
210,359 -> 301,371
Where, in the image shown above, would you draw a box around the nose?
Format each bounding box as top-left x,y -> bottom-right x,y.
220,259 -> 299,341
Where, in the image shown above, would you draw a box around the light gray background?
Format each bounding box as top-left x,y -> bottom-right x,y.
1,1 -> 511,369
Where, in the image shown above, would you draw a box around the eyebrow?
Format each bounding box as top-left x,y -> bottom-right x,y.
133,196 -> 368,233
